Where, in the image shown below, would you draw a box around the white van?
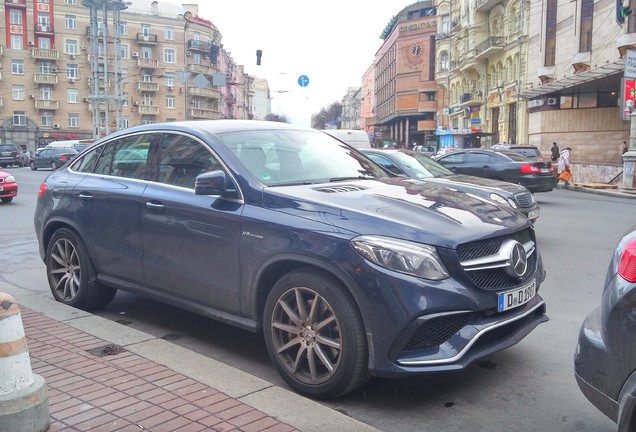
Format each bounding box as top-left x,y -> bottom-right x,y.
46,140 -> 82,149
322,129 -> 372,149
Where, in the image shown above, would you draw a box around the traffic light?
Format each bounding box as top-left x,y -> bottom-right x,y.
209,45 -> 219,63
617,0 -> 632,24
256,49 -> 262,66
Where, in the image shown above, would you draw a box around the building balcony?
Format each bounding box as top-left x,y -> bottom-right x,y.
417,120 -> 437,131
457,92 -> 483,107
34,99 -> 59,110
137,58 -> 159,69
187,64 -> 212,74
35,24 -> 54,34
475,0 -> 503,12
136,33 -> 158,45
31,48 -> 59,60
5,0 -> 26,7
474,37 -> 506,60
138,82 -> 159,92
189,86 -> 220,99
418,100 -> 438,112
617,33 -> 636,57
138,104 -> 159,115
189,108 -> 220,119
187,40 -> 212,53
33,73 -> 58,85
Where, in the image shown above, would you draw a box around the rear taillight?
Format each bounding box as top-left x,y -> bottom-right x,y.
59,155 -> 68,161
618,240 -> 636,283
520,164 -> 540,174
37,182 -> 48,199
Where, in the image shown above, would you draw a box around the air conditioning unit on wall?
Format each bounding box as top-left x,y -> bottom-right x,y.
53,124 -> 60,129
547,97 -> 558,106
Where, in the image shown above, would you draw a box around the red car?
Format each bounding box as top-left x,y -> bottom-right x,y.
0,170 -> 18,203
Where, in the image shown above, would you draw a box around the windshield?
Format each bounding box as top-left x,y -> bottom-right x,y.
393,152 -> 454,179
218,129 -> 387,186
0,145 -> 17,151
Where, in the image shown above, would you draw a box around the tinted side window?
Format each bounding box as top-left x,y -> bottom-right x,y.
157,134 -> 220,189
466,153 -> 493,164
74,147 -> 100,173
111,135 -> 152,179
440,152 -> 466,163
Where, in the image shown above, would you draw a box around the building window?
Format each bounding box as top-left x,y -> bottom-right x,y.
41,111 -> 54,126
10,10 -> 22,25
193,52 -> 202,65
68,89 -> 79,103
64,0 -> 77,4
38,37 -> 51,49
120,118 -> 129,129
119,21 -> 127,35
164,27 -> 174,40
164,49 -> 176,63
67,64 -> 78,79
579,0 -> 593,52
68,113 -> 80,128
141,47 -> 152,59
40,86 -> 53,100
38,13 -> 50,27
440,52 -> 449,71
122,92 -> 129,106
441,15 -> 450,34
12,85 -> 25,100
544,0 -> 557,66
11,35 -> 23,50
11,60 -> 24,75
13,112 -> 26,126
66,39 -> 78,55
65,15 -> 77,29
40,62 -> 53,74
164,73 -> 175,87
141,25 -> 150,37
166,95 -> 176,108
120,45 -> 129,59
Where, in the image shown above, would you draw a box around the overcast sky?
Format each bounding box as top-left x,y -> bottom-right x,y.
160,1 -> 409,126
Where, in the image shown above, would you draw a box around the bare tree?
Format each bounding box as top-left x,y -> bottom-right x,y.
264,113 -> 289,123
311,102 -> 342,129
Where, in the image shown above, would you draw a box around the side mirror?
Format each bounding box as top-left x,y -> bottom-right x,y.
195,170 -> 237,198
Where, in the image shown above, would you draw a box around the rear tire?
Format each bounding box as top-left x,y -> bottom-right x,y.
45,228 -> 117,310
30,161 -> 37,171
51,161 -> 57,170
263,268 -> 369,399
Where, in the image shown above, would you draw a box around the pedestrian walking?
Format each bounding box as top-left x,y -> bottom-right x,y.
550,142 -> 560,162
557,147 -> 572,186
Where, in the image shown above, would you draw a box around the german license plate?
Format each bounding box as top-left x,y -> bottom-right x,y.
498,279 -> 536,312
540,168 -> 550,173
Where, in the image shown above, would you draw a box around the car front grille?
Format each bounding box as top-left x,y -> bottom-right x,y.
456,229 -> 536,289
513,191 -> 534,208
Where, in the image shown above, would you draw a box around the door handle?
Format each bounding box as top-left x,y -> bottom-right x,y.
145,201 -> 165,210
78,192 -> 92,201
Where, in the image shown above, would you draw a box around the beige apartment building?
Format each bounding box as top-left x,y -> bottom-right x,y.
434,0 -> 530,149
0,0 -> 253,153
524,0 -> 629,168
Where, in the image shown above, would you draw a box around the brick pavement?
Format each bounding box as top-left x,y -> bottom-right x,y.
21,307 -> 298,432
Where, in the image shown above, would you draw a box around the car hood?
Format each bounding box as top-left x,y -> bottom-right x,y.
424,174 -> 530,195
261,177 -> 529,249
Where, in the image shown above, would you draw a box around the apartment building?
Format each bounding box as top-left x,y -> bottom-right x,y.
524,0 -> 628,165
0,0 -> 253,153
373,0 -> 441,148
340,86 -> 361,130
434,0 -> 530,149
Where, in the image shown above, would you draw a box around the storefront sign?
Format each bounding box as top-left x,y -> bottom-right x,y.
399,20 -> 437,32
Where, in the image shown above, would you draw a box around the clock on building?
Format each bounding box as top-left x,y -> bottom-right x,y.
411,44 -> 422,57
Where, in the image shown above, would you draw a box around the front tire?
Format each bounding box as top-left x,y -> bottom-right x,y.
51,161 -> 58,170
30,161 -> 37,171
263,269 -> 369,399
45,228 -> 117,310
1,197 -> 13,203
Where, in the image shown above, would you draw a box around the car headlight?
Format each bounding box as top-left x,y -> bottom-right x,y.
5,175 -> 15,183
352,235 -> 449,280
489,193 -> 517,209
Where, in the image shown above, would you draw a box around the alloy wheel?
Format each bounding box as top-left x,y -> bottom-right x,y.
270,286 -> 342,385
48,238 -> 81,302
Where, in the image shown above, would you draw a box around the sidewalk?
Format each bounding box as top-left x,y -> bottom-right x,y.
1,284 -> 379,432
557,182 -> 636,199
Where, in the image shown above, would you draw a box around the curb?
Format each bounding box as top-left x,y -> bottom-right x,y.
0,282 -> 379,432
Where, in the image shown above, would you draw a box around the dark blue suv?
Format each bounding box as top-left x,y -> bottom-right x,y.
34,120 -> 548,399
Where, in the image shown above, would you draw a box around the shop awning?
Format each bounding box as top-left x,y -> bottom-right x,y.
522,61 -> 625,99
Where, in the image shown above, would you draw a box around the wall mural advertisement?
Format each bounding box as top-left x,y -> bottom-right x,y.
623,77 -> 635,121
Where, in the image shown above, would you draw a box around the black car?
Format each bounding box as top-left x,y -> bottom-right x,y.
0,144 -> 24,167
575,227 -> 636,431
34,120 -> 548,399
434,149 -> 554,193
361,148 -> 540,222
29,147 -> 78,170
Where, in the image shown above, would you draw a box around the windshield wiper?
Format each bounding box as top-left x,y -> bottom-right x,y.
329,175 -> 374,182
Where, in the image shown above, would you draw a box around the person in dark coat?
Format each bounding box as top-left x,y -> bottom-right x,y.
550,142 -> 560,162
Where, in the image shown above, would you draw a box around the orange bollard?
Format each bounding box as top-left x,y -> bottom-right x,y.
0,293 -> 49,432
